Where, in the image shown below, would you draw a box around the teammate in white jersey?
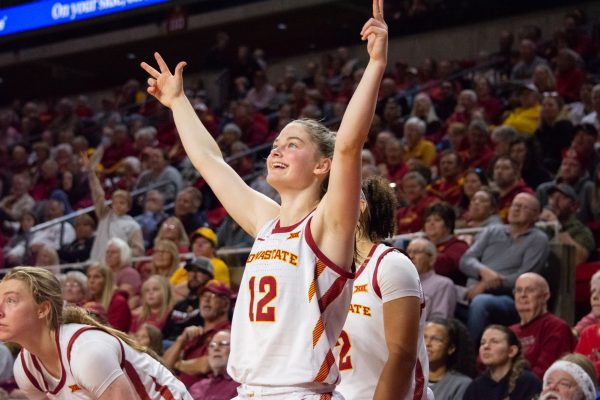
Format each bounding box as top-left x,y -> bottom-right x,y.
0,266 -> 191,399
140,1 -> 388,398
336,176 -> 433,400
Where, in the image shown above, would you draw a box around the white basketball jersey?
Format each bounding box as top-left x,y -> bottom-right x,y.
335,244 -> 432,400
228,213 -> 354,391
14,324 -> 191,400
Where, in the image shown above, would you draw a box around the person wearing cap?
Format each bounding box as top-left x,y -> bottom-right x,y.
539,183 -> 594,265
189,227 -> 230,286
536,148 -> 593,210
163,257 -> 214,342
541,357 -> 597,400
502,82 -> 541,135
163,280 -> 232,388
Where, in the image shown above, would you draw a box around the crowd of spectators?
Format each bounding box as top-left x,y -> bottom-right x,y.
0,6 -> 599,399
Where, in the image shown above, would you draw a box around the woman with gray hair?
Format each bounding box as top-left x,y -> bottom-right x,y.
61,270 -> 88,306
105,237 -> 141,308
540,355 -> 596,400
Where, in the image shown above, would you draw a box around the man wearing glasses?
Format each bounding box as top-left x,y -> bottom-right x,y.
189,330 -> 239,400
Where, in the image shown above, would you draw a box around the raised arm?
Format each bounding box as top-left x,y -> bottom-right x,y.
141,54 -> 279,237
312,0 -> 388,269
81,148 -> 109,220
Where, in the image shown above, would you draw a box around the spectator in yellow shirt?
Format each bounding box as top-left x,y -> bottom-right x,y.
403,116 -> 437,166
502,83 -> 541,135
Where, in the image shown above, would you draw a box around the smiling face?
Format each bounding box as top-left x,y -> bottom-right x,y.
266,122 -> 330,194
0,279 -> 46,344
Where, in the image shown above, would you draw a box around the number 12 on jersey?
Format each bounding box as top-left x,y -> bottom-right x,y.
248,276 -> 277,322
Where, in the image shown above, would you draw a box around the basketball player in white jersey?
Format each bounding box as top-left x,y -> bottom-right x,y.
140,1 -> 388,398
335,176 -> 433,400
0,267 -> 191,399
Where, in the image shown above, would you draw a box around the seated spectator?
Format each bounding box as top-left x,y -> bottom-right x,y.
427,150 -> 463,207
134,190 -> 168,249
508,135 -> 552,189
502,83 -> 542,135
510,273 -> 576,379
536,148 -> 593,210
29,199 -> 75,258
541,356 -> 596,400
567,81 -> 594,125
369,130 -> 393,165
573,271 -> 600,339
189,227 -> 230,287
84,147 -> 144,261
30,158 -> 60,201
34,244 -> 59,267
3,211 -> 36,267
407,238 -> 456,320
380,138 -> 409,190
532,64 -> 556,94
411,93 -> 442,141
114,155 -> 141,193
163,280 -> 232,387
464,325 -> 542,399
216,123 -> 242,157
459,188 -> 501,232
216,215 -> 253,267
555,48 -> 586,103
426,318 -> 477,400
457,168 -> 488,217
61,270 -> 87,306
539,184 -> 594,265
491,126 -> 518,158
151,239 -> 181,282
396,171 -> 439,234
381,98 -> 403,137
154,217 -> 190,252
445,90 -> 481,132
510,38 -> 548,80
582,83 -> 600,132
423,203 -> 469,286
163,257 -> 213,342
445,122 -> 468,153
134,323 -> 164,357
174,187 -> 208,236
459,119 -> 494,171
245,70 -> 276,112
475,76 -> 503,126
131,274 -> 173,333
458,193 -> 549,341
403,117 -> 436,166
0,173 -> 34,222
104,237 -> 141,307
535,93 -> 575,172
57,213 -> 95,263
571,123 -> 600,178
491,156 -> 534,222
101,124 -> 136,172
135,147 -> 183,203
189,330 -> 239,400
575,271 -> 600,375
84,263 -> 132,332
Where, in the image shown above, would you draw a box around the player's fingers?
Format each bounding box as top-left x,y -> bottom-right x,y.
140,62 -> 160,79
174,61 -> 187,77
154,52 -> 172,75
378,0 -> 384,20
147,78 -> 156,87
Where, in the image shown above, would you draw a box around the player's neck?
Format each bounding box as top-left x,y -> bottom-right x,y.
356,238 -> 376,266
25,329 -> 62,379
278,191 -> 319,226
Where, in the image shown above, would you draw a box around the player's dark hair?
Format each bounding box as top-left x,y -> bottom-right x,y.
358,175 -> 397,243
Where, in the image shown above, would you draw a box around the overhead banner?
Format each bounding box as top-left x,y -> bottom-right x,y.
0,0 -> 168,37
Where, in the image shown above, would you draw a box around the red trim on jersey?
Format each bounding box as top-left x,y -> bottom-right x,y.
123,359 -> 151,400
314,350 -> 335,382
26,328 -> 67,395
271,210 -> 314,233
372,248 -> 397,298
19,351 -> 44,393
151,376 -> 176,400
354,243 -> 377,279
319,394 -> 332,400
413,359 -> 425,400
318,276 -> 348,313
305,217 -> 354,279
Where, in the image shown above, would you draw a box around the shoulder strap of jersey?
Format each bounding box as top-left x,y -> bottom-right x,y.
372,246 -> 408,299
19,351 -> 44,393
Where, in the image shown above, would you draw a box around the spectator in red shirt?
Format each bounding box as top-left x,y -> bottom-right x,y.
475,76 -> 503,126
381,138 -> 409,192
459,119 -> 494,171
163,280 -> 232,387
101,124 -> 136,173
428,150 -> 463,207
30,158 -> 60,201
396,171 -> 439,234
444,90 -> 482,133
555,48 -> 585,103
492,156 -> 534,222
424,202 -> 469,286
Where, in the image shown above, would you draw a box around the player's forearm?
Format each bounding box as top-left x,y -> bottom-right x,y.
373,353 -> 415,400
170,96 -> 224,168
